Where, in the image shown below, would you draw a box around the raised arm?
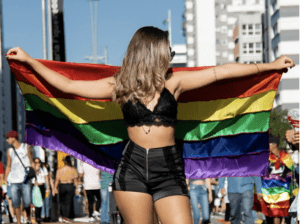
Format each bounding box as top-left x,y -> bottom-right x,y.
6,47 -> 115,99
170,56 -> 295,95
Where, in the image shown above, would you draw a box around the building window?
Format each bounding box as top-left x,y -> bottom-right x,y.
222,52 -> 228,58
187,37 -> 194,44
186,13 -> 193,21
220,14 -> 227,22
249,43 -> 253,49
221,26 -> 227,34
186,1 -> 193,9
256,43 -> 262,49
188,49 -> 195,56
187,25 -> 194,33
243,43 -> 247,48
242,24 -> 246,30
248,24 -> 253,35
222,39 -> 228,46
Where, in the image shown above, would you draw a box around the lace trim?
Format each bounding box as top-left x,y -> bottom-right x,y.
124,116 -> 177,127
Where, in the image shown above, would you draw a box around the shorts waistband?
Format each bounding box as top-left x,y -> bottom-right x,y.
129,139 -> 176,151
125,140 -> 178,158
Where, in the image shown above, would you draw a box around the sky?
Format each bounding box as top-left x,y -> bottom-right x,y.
2,0 -> 186,66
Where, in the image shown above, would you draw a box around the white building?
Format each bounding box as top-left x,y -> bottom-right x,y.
232,13 -> 263,64
216,0 -> 265,65
184,0 -> 217,67
263,0 -> 299,110
170,44 -> 187,67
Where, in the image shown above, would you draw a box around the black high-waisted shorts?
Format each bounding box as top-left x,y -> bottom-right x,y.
112,140 -> 189,202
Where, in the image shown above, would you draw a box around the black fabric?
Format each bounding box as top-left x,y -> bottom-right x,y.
86,189 -> 101,217
59,183 -> 75,219
122,88 -> 177,127
112,140 -> 189,202
225,203 -> 231,221
50,195 -> 59,222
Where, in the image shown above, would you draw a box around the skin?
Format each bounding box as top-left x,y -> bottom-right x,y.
54,162 -> 79,195
6,46 -> 295,224
4,136 -> 34,224
285,130 -> 299,147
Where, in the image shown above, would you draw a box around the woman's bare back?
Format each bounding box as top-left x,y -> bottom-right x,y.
57,166 -> 78,184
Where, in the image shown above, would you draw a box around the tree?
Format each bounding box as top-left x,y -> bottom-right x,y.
269,107 -> 292,149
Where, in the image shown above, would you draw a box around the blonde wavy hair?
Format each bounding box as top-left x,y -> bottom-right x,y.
113,26 -> 172,107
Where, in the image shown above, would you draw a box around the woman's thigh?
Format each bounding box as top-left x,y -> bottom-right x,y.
113,190 -> 155,224
154,195 -> 193,224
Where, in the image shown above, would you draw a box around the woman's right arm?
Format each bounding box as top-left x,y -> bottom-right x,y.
6,47 -> 115,99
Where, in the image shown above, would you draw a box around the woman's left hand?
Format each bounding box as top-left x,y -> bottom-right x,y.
270,55 -> 295,72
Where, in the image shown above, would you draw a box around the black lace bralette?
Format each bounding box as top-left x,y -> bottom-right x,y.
122,88 -> 178,127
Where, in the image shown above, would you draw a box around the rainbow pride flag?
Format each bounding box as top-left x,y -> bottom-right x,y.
8,59 -> 282,178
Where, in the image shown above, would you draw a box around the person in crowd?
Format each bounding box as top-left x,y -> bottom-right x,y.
219,175 -> 262,224
218,177 -> 231,223
54,156 -> 79,223
100,171 -> 113,224
187,178 -> 212,224
32,157 -> 50,224
79,162 -> 101,223
254,135 -> 294,224
4,130 -> 34,224
0,151 -> 4,223
41,163 -> 54,222
209,178 -> 218,218
6,26 -> 295,223
286,129 -> 299,224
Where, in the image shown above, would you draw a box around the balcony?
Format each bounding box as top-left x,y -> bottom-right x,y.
272,33 -> 280,50
271,9 -> 279,27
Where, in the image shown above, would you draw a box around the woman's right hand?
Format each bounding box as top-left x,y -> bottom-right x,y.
270,55 -> 295,71
6,47 -> 33,63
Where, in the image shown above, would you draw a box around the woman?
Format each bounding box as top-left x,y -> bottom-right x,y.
54,156 -> 78,223
187,179 -> 212,224
32,157 -> 50,224
6,26 -> 294,224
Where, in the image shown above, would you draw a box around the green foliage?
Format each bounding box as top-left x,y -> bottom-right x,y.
269,107 -> 292,149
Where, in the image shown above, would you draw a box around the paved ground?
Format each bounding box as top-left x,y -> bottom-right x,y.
1,212 -> 265,223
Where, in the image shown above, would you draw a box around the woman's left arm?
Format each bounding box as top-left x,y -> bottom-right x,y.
173,55 -> 295,94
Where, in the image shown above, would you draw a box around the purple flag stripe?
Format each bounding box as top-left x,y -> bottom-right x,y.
184,151 -> 269,179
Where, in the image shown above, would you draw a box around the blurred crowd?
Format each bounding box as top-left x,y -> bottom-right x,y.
0,130 -> 114,224
0,128 -> 298,224
186,129 -> 299,224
